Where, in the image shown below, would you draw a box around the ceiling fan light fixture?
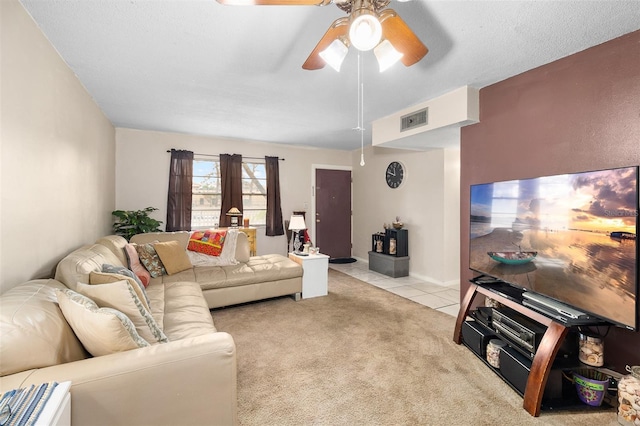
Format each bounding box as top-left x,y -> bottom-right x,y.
349,10 -> 382,51
319,38 -> 349,72
374,39 -> 403,72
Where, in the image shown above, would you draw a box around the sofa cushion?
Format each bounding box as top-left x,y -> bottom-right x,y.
156,281 -> 217,340
154,268 -> 197,285
195,254 -> 303,290
154,240 -> 193,275
54,244 -> 126,291
56,288 -> 150,356
95,235 -> 129,266
143,282 -> 166,330
76,281 -> 168,344
124,243 -> 151,287
131,231 -> 190,249
0,280 -> 88,376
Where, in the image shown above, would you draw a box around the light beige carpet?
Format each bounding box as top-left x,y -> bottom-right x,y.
212,269 -> 618,425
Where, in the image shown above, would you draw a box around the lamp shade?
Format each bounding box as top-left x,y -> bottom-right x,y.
349,10 -> 382,51
319,39 -> 349,72
288,215 -> 306,231
374,39 -> 403,72
226,207 -> 242,216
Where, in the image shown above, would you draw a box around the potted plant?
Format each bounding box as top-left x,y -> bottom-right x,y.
112,207 -> 163,241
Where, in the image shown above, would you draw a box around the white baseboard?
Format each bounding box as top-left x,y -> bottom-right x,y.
345,256 -> 460,288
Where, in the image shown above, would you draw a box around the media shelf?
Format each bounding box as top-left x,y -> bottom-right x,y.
461,319 -> 590,411
468,276 -> 610,328
370,229 -> 408,257
369,229 -> 409,278
453,276 -> 613,417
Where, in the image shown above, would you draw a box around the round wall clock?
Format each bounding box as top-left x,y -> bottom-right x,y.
385,161 -> 405,189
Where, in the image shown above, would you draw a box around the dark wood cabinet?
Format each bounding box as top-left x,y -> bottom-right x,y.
384,229 -> 408,257
370,229 -> 408,256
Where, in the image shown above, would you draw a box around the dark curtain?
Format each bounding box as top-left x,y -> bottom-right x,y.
219,154 -> 243,227
265,156 -> 284,236
166,149 -> 194,231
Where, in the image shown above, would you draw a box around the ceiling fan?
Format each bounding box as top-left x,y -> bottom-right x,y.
216,0 -> 428,72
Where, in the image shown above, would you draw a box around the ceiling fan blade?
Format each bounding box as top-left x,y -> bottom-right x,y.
302,17 -> 349,70
379,9 -> 428,67
217,0 -> 330,5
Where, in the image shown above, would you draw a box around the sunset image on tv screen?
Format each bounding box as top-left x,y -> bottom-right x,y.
470,166 -> 638,329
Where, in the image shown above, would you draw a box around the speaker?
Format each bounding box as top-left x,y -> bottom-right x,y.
499,345 -> 563,400
462,320 -> 496,358
499,345 -> 530,395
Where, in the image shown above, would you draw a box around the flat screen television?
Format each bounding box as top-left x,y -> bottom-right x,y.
469,166 -> 639,330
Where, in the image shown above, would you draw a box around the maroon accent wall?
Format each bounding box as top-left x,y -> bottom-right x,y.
460,30 -> 640,370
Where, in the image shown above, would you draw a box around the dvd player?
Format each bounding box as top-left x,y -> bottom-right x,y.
492,307 -> 546,357
522,292 -> 589,320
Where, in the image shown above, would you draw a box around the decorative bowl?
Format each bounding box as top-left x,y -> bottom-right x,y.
487,251 -> 537,265
392,222 -> 403,230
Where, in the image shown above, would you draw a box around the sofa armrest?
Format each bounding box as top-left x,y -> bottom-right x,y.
235,232 -> 250,263
1,332 -> 237,426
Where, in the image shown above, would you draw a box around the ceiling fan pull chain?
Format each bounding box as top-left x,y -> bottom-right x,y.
357,52 -> 362,130
359,52 -> 366,166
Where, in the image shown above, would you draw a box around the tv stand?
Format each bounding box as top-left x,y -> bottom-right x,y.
454,279 -> 589,417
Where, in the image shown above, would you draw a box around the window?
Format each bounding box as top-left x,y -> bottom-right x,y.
242,161 -> 267,226
192,159 -> 221,228
191,157 -> 267,229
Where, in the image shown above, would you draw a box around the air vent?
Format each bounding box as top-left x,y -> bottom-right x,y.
400,107 -> 428,132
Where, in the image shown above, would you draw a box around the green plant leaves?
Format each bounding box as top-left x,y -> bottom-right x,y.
112,207 -> 163,241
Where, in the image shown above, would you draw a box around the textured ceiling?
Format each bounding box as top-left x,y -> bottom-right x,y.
19,0 -> 640,151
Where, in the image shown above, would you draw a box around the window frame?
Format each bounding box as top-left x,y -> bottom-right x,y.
191,156 -> 267,229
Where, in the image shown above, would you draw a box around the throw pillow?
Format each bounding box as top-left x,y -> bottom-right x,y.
188,230 -> 226,257
123,243 -> 151,287
56,288 -> 150,357
90,270 -> 151,312
135,243 -> 167,278
186,229 -> 240,267
76,281 -> 168,344
153,240 -> 193,275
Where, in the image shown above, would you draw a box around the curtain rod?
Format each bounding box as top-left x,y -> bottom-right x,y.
167,149 -> 284,161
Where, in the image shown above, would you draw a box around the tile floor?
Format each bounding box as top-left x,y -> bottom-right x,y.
329,260 -> 461,317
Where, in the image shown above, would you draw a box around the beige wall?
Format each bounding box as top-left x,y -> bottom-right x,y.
351,145 -> 460,285
115,128 -> 352,256
1,0 -> 115,293
1,0 -> 460,292
116,129 -> 460,283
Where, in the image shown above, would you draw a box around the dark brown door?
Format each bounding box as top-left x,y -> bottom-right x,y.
315,169 -> 351,259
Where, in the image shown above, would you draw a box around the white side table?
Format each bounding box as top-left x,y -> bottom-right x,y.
288,253 -> 329,299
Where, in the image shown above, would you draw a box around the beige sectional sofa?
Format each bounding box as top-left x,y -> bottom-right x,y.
128,231 -> 303,308
0,231 -> 303,425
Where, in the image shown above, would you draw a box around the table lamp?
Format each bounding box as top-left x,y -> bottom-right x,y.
288,214 -> 306,253
226,207 -> 242,228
